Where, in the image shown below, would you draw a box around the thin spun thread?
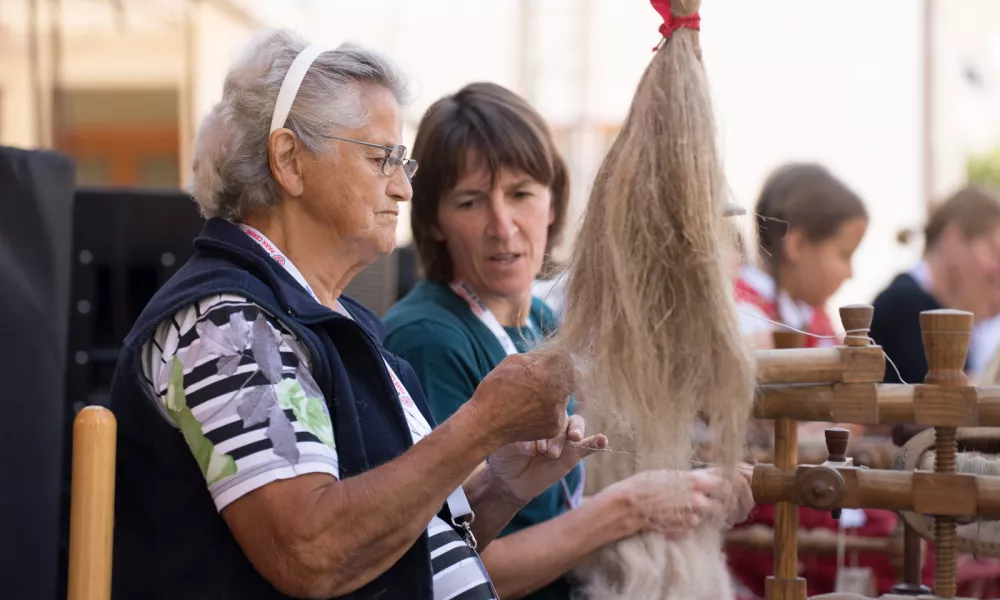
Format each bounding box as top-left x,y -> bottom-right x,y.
582,310 -> 911,460
736,309 -> 909,385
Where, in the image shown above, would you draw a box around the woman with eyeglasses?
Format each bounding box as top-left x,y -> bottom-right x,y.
108,30 -> 609,600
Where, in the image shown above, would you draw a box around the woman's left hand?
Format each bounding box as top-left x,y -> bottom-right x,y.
706,462 -> 755,527
487,414 -> 607,503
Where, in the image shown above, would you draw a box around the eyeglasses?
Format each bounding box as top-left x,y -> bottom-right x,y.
320,135 -> 419,180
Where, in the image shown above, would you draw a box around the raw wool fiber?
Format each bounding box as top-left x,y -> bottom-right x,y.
534,0 -> 757,598
570,473 -> 751,600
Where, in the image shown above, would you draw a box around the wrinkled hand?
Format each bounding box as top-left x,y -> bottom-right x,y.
706,462 -> 756,527
598,469 -> 730,539
488,414 -> 608,503
470,350 -> 576,446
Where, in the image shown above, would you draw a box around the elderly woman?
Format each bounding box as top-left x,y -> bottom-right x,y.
108,31 -> 607,600
382,82 -> 749,600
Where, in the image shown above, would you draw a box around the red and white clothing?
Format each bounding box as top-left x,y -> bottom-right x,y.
730,266 -> 899,598
735,266 -> 838,348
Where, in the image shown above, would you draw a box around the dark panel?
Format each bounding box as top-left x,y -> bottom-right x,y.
59,187 -> 203,598
65,187 -> 204,410
0,146 -> 75,600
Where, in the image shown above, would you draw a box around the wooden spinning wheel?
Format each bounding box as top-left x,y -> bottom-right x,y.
894,427 -> 1000,558
750,306 -> 1000,599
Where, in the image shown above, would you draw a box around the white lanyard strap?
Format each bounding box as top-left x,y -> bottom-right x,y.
450,280 -> 583,509
449,281 -> 538,356
238,224 -> 320,300
238,224 -> 474,528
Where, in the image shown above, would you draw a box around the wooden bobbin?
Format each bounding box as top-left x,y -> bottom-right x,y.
839,304 -> 875,348
67,406 -> 117,600
920,309 -> 974,599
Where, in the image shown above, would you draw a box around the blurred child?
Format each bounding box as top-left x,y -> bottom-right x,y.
728,164 -> 901,599
736,163 -> 869,348
728,222 -> 774,349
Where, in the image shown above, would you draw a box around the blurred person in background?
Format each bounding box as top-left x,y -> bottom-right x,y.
727,163 -> 900,599
873,187 -> 1000,386
735,163 -> 869,349
877,187 -> 1000,596
727,222 -> 774,350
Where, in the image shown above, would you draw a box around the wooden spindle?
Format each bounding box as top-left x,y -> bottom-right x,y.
765,330 -> 807,600
920,309 -> 973,599
756,304 -> 884,385
67,406 -> 116,600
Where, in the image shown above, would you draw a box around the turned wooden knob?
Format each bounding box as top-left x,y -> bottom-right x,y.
839,304 -> 874,347
920,309 -> 973,387
798,466 -> 846,510
825,427 -> 851,463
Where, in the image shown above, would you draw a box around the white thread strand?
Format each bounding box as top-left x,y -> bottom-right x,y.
735,309 -> 909,384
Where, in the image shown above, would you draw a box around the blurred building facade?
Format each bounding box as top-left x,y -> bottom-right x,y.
3,0 -> 1000,312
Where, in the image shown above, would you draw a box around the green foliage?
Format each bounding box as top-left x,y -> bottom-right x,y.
967,145 -> 1000,192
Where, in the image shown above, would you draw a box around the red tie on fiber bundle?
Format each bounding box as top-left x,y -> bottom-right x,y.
650,0 -> 700,50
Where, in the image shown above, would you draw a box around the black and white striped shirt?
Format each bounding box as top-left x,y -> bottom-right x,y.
141,294 -> 496,600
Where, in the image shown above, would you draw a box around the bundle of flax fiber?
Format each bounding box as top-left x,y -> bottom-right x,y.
532,1 -> 756,598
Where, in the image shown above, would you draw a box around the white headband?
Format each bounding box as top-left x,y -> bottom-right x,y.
269,45 -> 328,134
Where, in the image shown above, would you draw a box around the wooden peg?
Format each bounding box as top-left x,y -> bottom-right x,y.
825,427 -> 851,463
67,406 -> 116,600
921,309 -> 973,386
839,304 -> 875,347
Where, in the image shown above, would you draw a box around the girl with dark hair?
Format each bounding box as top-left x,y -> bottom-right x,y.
736,163 -> 869,348
728,164 -> 904,599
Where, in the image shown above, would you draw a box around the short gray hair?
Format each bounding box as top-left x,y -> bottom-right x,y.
191,29 -> 409,220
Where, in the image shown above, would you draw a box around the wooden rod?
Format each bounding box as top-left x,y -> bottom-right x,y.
898,522 -> 926,593
756,346 -> 885,385
752,464 -> 1000,518
755,383 -> 1000,427
773,418 -> 799,581
933,427 -> 957,598
67,406 -> 116,600
725,525 -> 900,555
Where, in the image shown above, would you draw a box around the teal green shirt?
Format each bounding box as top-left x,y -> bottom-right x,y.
383,280 -> 580,600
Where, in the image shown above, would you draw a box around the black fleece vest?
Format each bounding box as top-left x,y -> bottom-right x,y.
109,217 -> 443,599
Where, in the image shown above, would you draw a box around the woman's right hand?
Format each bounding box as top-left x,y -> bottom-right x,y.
468,350 -> 576,446
598,470 -> 726,539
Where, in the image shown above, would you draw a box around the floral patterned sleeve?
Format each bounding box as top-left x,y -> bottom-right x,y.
140,293 -> 338,511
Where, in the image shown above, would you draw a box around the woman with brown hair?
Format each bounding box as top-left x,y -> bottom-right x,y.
872,186 -> 1000,385
382,81 -> 748,600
